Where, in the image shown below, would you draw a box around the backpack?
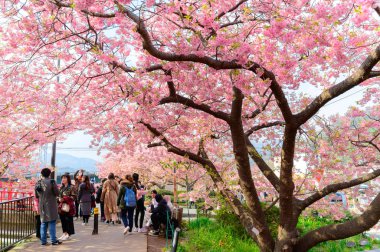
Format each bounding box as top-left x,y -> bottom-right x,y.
124,187 -> 136,207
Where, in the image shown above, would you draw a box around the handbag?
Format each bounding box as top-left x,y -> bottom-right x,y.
61,203 -> 70,213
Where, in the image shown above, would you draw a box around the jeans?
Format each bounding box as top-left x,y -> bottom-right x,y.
121,206 -> 135,229
40,220 -> 57,244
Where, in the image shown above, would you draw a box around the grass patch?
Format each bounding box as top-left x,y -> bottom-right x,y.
177,217 -> 259,252
177,206 -> 380,252
297,216 -> 380,252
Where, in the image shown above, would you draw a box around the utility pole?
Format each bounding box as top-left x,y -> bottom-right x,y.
50,58 -> 60,181
50,140 -> 57,180
173,164 -> 177,207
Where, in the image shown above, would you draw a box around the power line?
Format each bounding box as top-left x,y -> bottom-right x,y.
324,84 -> 377,107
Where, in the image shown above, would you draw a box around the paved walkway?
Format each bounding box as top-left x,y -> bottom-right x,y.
10,218 -> 147,252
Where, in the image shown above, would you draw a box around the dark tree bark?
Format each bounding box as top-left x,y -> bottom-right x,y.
229,87 -> 275,251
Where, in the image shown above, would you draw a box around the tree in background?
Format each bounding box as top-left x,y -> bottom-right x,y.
1,1 -> 380,251
0,76 -> 76,177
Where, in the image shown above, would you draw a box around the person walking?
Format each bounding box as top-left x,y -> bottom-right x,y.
96,178 -> 107,222
35,168 -> 62,246
78,175 -> 94,225
132,173 -> 147,232
73,169 -> 84,220
101,173 -> 119,224
117,175 -> 137,235
58,174 -> 76,240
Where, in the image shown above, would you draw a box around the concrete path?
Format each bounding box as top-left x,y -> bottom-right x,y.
10,218 -> 147,252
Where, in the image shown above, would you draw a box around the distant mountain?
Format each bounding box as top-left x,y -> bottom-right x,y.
47,153 -> 98,174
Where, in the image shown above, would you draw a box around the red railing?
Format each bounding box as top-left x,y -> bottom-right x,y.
0,181 -> 34,202
0,189 -> 33,202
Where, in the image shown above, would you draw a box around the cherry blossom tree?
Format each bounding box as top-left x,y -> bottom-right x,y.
1,1 -> 380,251
0,76 -> 76,177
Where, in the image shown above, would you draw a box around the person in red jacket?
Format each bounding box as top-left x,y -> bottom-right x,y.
58,174 -> 76,240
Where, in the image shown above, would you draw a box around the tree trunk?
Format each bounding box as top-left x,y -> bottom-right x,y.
229,87 -> 275,251
276,126 -> 298,251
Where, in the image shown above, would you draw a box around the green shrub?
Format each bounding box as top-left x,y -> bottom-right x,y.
214,199 -> 280,238
214,203 -> 251,239
262,203 -> 280,237
157,189 -> 173,196
208,190 -> 217,197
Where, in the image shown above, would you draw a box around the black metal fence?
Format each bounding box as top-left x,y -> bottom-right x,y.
0,196 -> 35,251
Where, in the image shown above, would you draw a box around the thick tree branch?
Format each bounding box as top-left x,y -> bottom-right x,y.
159,70 -> 230,121
295,44 -> 380,125
81,9 -> 116,18
141,121 -> 213,167
110,61 -> 163,73
369,70 -> 380,78
295,192 -> 380,252
160,94 -> 230,122
300,169 -> 380,210
375,6 -> 380,16
229,87 -> 275,250
246,138 -> 281,192
244,121 -> 285,137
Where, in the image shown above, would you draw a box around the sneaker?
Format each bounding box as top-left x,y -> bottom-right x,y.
82,222 -> 86,226
148,230 -> 159,236
58,234 -> 65,240
123,227 -> 129,235
61,234 -> 69,241
133,227 -> 138,232
139,227 -> 147,233
52,241 -> 62,245
41,243 -> 49,246
111,221 -> 115,225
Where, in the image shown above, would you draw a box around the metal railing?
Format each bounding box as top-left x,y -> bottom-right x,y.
0,196 -> 35,251
165,210 -> 181,252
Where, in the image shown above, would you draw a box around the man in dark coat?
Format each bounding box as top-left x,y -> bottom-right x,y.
148,194 -> 171,236
35,168 -> 62,246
